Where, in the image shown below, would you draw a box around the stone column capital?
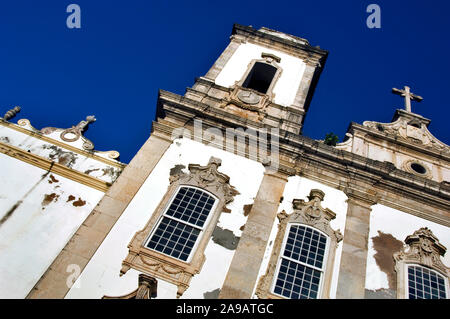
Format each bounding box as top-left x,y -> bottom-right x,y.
344,188 -> 378,209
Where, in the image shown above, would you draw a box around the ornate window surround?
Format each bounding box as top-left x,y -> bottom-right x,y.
394,227 -> 450,299
237,53 -> 283,98
223,53 -> 283,120
144,185 -> 219,263
120,157 -> 239,298
256,189 -> 343,299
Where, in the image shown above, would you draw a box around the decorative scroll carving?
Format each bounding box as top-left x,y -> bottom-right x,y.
363,110 -> 449,154
256,189 -> 342,299
222,86 -> 271,121
103,274 -> 157,299
394,227 -> 450,299
394,228 -> 449,277
220,56 -> 283,121
41,115 -> 97,151
120,157 -> 239,298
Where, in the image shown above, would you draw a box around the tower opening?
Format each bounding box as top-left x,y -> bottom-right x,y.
242,62 -> 277,94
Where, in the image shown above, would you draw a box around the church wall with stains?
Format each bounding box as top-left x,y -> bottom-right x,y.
0,115 -> 124,298
365,204 -> 450,298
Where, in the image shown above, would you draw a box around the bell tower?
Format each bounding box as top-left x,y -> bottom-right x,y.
158,24 -> 328,136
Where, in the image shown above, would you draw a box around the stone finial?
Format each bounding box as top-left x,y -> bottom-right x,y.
3,106 -> 21,121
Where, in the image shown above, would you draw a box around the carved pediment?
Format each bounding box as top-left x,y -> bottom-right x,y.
287,189 -> 343,242
363,110 -> 449,153
256,189 -> 342,299
221,86 -> 271,121
170,157 -> 239,204
121,156 -> 239,298
394,227 -> 449,276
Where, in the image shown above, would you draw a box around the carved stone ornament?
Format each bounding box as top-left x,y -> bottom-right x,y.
221,56 -> 282,121
103,274 -> 157,299
120,157 -> 239,298
223,86 -> 271,121
363,110 -> 449,154
41,115 -> 97,150
394,227 -> 450,298
255,189 -> 343,299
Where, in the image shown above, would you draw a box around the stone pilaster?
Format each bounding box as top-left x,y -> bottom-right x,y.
204,36 -> 242,81
219,170 -> 288,299
336,195 -> 375,299
26,132 -> 172,299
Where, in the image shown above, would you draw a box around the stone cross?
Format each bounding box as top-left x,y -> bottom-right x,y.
392,86 -> 423,113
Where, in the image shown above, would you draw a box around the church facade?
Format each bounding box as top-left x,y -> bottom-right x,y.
2,24 -> 449,299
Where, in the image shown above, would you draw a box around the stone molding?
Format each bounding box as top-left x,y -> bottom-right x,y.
394,227 -> 450,299
0,119 -> 125,168
0,141 -> 110,192
120,157 -> 239,298
255,189 -> 342,299
103,274 -> 158,299
362,110 -> 449,154
154,91 -> 450,227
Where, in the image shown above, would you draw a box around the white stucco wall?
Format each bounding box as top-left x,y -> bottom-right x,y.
65,137 -> 265,299
365,204 -> 450,292
253,176 -> 348,299
0,153 -> 104,298
214,42 -> 306,107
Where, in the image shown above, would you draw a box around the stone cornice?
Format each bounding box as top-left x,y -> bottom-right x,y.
232,24 -> 328,63
0,119 -> 126,169
154,91 -> 450,227
0,141 -> 110,192
348,121 -> 450,161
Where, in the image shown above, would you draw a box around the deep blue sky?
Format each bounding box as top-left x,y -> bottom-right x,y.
1,1 -> 449,163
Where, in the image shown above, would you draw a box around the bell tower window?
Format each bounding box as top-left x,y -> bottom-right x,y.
242,62 -> 278,94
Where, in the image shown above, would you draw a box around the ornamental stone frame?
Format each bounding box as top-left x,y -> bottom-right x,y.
255,189 -> 343,299
103,274 -> 158,299
394,227 -> 450,299
222,53 -> 283,121
120,156 -> 239,298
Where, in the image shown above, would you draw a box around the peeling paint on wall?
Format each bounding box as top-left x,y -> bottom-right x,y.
67,195 -> 76,202
42,193 -> 60,207
72,197 -> 86,207
0,136 -> 10,144
371,231 -> 404,290
169,164 -> 185,176
211,226 -> 240,250
48,175 -> 59,184
203,288 -> 220,299
42,145 -> 77,168
243,204 -> 252,216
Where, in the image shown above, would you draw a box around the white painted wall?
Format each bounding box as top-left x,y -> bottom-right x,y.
214,42 -> 306,107
65,137 -> 265,299
253,176 -> 348,299
365,204 -> 450,292
0,153 -> 104,298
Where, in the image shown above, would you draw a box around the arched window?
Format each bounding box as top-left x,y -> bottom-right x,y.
406,264 -> 447,299
256,189 -> 343,299
145,186 -> 217,262
272,224 -> 329,299
242,62 -> 278,94
120,157 -> 239,298
394,227 -> 450,299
